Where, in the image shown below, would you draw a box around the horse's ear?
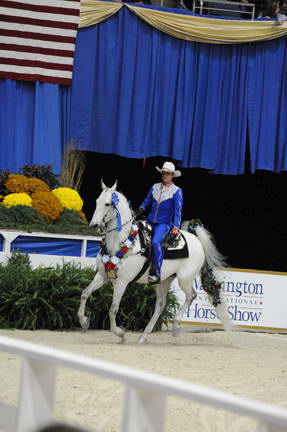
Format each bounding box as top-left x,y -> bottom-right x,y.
111,180 -> 118,191
101,179 -> 107,190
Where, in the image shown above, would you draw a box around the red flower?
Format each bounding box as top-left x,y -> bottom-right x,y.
105,261 -> 116,270
131,230 -> 138,237
121,246 -> 129,253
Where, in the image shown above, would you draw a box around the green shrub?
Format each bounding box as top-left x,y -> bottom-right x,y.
0,205 -> 98,236
0,253 -> 179,331
56,209 -> 86,226
0,169 -> 11,195
0,205 -> 46,231
20,164 -> 59,189
53,209 -> 97,235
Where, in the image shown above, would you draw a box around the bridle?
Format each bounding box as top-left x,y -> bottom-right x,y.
99,190 -> 135,235
102,213 -> 134,234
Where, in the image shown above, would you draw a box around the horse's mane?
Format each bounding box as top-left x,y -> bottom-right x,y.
117,190 -> 135,216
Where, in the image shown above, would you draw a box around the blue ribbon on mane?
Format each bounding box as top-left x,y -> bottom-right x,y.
112,192 -> 122,232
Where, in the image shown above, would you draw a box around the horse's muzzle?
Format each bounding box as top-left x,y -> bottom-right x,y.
90,223 -> 105,234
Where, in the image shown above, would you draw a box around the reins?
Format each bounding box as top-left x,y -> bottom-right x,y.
103,215 -> 135,234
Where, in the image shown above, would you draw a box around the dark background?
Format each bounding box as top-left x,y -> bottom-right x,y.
79,151 -> 287,272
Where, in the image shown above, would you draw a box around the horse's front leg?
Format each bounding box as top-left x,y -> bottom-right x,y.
78,272 -> 107,330
138,278 -> 170,344
109,280 -> 128,342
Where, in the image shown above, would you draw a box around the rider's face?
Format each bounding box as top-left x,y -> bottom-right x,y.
162,171 -> 174,184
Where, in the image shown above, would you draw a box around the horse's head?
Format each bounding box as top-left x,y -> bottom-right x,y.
89,179 -> 119,230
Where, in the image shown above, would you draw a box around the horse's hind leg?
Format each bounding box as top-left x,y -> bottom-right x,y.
109,280 -> 128,342
138,278 -> 171,344
172,276 -> 197,337
78,272 -> 107,330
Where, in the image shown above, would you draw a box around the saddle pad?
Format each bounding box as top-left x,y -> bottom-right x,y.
164,233 -> 189,259
138,226 -> 189,260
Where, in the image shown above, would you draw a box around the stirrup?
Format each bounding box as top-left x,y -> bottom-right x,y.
148,274 -> 160,284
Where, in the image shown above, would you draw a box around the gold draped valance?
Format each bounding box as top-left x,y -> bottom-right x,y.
79,0 -> 122,27
79,0 -> 287,44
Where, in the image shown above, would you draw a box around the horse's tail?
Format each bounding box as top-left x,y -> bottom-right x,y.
185,219 -> 233,333
195,226 -> 226,269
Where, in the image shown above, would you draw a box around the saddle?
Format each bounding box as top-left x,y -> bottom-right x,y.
131,220 -> 188,283
137,220 -> 189,260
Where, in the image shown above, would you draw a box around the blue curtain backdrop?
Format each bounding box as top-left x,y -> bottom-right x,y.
69,6 -> 250,174
247,38 -> 287,173
0,5 -> 287,175
0,79 -> 63,173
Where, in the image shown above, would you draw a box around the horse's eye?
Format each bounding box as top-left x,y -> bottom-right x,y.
105,203 -> 110,207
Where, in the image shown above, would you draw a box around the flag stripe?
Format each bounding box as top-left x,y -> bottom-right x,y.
0,64 -> 71,78
1,43 -> 74,58
0,71 -> 71,85
2,7 -> 80,24
0,27 -> 76,42
1,21 -> 77,38
0,0 -> 80,16
0,0 -> 80,85
0,35 -> 74,51
0,57 -> 73,71
0,0 -> 80,9
1,50 -> 73,65
0,14 -> 79,30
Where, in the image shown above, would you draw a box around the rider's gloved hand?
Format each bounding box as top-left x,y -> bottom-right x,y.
171,226 -> 179,235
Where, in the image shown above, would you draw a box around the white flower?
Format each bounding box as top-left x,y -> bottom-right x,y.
111,256 -> 120,265
125,239 -> 132,248
132,224 -> 138,231
102,255 -> 110,264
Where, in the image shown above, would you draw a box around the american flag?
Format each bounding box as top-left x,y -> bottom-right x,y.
0,0 -> 81,85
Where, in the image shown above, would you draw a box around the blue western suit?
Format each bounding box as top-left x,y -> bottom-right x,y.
140,183 -> 183,278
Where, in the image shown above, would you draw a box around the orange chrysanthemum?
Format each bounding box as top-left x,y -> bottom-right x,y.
32,191 -> 63,222
5,174 -> 30,193
26,177 -> 50,194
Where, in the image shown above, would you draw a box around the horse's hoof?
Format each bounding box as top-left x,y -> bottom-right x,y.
79,315 -> 90,331
172,327 -> 181,337
117,338 -> 126,344
138,335 -> 147,344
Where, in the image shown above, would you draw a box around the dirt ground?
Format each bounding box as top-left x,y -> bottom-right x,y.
0,328 -> 287,432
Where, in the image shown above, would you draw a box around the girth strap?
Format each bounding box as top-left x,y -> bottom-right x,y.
130,257 -> 150,283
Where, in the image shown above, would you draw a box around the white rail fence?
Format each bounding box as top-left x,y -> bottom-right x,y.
0,335 -> 287,432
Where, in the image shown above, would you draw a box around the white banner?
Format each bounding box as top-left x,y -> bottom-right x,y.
171,268 -> 287,332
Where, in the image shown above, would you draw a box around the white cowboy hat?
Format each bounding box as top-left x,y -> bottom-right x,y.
156,161 -> 181,177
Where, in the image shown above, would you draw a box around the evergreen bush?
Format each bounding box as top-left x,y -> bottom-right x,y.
0,253 -> 179,331
0,205 -> 98,235
20,164 -> 59,189
0,205 -> 46,229
0,170 -> 11,195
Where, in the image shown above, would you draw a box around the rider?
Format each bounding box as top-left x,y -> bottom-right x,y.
137,161 -> 183,284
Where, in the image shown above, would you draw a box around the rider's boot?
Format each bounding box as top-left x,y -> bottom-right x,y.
148,268 -> 160,284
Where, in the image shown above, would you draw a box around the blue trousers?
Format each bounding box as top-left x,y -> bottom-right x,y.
150,223 -> 170,277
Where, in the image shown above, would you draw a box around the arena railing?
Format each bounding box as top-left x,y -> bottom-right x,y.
0,335 -> 287,432
192,0 -> 255,19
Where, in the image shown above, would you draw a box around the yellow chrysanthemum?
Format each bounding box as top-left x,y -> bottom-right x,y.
32,192 -> 64,222
52,187 -> 83,212
3,193 -> 32,208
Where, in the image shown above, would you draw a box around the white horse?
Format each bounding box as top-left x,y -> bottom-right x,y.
78,180 -> 231,343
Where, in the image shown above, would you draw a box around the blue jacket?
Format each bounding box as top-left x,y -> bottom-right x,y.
140,183 -> 183,227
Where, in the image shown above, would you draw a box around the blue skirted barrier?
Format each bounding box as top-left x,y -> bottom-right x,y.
0,231 -> 101,263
